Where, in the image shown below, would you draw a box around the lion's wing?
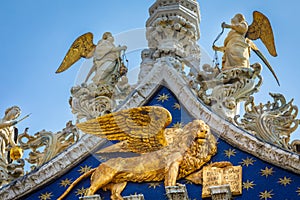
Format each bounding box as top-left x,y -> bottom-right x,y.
77,106 -> 172,153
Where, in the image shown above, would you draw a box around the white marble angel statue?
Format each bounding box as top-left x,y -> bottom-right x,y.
0,106 -> 21,164
56,32 -> 127,84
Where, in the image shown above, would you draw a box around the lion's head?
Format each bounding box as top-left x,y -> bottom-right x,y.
177,120 -> 217,178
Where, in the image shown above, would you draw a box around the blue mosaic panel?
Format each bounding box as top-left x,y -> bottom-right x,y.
24,86 -> 300,200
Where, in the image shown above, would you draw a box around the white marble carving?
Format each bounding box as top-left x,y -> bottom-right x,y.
0,106 -> 23,187
196,63 -> 262,120
165,184 -> 189,200
235,93 -> 300,151
145,0 -> 201,76
18,121 -> 79,168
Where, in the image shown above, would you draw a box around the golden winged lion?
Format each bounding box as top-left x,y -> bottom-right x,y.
58,106 -> 218,200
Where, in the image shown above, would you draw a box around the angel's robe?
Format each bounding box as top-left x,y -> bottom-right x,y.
222,21 -> 251,70
0,119 -> 15,165
91,38 -> 120,83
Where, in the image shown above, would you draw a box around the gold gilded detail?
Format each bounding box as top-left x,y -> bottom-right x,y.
259,190 -> 273,200
202,165 -> 242,198
260,167 -> 274,178
246,11 -> 277,57
224,149 -> 236,159
148,182 -> 161,189
156,93 -> 170,103
9,146 -> 23,161
75,186 -> 88,197
78,165 -> 92,174
77,106 -> 172,153
39,192 -> 53,200
239,157 -> 256,167
56,32 -> 96,73
243,180 -> 256,190
58,106 -> 217,200
60,178 -> 72,187
278,176 -> 292,186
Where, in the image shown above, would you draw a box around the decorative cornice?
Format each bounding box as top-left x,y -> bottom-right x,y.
0,134 -> 105,200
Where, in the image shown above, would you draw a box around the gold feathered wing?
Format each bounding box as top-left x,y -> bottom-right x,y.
76,106 -> 172,153
246,11 -> 280,86
56,32 -> 96,73
247,11 -> 277,57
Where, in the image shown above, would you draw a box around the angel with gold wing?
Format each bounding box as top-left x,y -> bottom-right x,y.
56,32 -> 127,84
213,11 -> 280,86
58,106 -> 221,200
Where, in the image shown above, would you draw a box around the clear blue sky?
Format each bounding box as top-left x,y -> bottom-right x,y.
1,0 -> 300,140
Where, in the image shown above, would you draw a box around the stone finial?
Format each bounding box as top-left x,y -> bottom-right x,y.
79,195 -> 102,200
165,184 -> 189,200
123,194 -> 145,200
209,184 -> 232,200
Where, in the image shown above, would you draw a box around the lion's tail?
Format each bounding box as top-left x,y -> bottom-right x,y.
57,168 -> 96,200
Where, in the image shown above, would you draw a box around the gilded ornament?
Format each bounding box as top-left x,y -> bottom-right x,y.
260,167 -> 274,178
148,182 -> 161,189
9,146 -> 23,161
172,122 -> 184,129
78,165 -> 92,174
75,186 -> 88,197
202,164 -> 242,198
239,157 -> 256,167
197,11 -> 282,120
56,32 -> 96,73
60,178 -> 72,187
224,149 -> 236,159
39,192 -> 53,200
156,93 -> 169,103
173,103 -> 181,110
259,190 -> 273,200
58,106 -> 218,200
242,180 -> 256,190
278,176 -> 292,186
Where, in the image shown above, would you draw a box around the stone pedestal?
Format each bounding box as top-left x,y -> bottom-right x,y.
209,184 -> 232,200
123,194 -> 145,200
165,184 -> 189,200
79,194 -> 101,200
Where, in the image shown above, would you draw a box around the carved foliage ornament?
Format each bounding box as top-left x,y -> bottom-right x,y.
196,63 -> 262,120
235,93 -> 300,151
18,121 -> 79,168
146,15 -> 200,65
